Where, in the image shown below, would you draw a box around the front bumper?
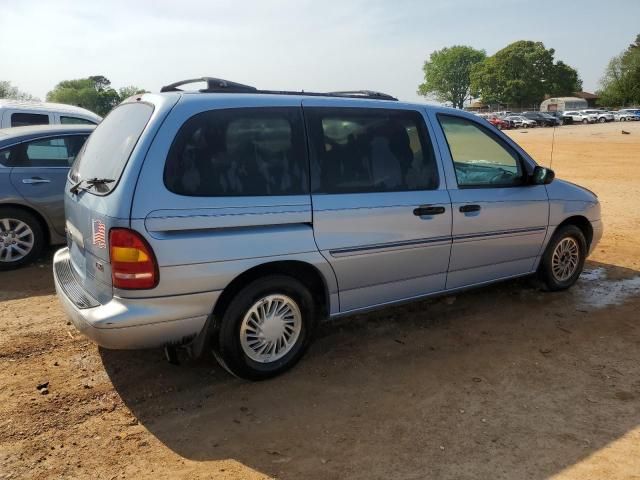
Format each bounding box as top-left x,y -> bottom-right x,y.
53,248 -> 218,350
589,219 -> 603,255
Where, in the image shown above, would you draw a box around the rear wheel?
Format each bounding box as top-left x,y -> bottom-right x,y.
538,225 -> 587,291
0,208 -> 44,270
212,275 -> 318,380
598,117 -> 606,123
582,118 -> 589,124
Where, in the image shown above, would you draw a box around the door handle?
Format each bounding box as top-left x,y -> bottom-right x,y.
459,204 -> 481,213
22,177 -> 51,185
413,205 -> 446,216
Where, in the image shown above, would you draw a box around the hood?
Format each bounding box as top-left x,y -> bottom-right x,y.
546,178 -> 598,203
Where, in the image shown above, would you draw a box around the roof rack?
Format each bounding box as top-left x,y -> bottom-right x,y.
159,77 -> 398,101
326,90 -> 398,101
160,77 -> 257,93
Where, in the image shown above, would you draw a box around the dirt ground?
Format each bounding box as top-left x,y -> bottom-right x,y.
1,121 -> 640,480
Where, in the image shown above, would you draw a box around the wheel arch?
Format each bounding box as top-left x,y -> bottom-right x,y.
554,215 -> 593,248
212,260 -> 331,322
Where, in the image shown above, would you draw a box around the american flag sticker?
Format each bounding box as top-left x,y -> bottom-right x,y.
92,220 -> 106,249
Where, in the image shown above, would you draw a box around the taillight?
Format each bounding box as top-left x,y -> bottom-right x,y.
109,228 -> 158,289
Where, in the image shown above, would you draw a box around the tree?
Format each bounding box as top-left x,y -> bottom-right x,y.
418,46 -> 486,109
46,76 -> 146,116
118,85 -> 147,99
0,81 -> 37,101
597,34 -> 640,107
470,41 -> 582,108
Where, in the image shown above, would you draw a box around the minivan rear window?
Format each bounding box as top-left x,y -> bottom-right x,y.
69,102 -> 153,194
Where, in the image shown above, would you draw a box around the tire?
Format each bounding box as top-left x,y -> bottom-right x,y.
621,117 -> 626,122
0,207 -> 45,270
598,117 -> 605,123
212,275 -> 318,380
582,119 -> 588,124
538,225 -> 587,291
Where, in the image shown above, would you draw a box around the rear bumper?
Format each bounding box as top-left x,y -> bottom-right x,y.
53,248 -> 218,350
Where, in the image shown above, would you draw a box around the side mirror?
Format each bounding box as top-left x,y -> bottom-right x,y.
531,166 -> 555,185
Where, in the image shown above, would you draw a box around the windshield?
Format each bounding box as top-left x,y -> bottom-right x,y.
69,102 -> 153,194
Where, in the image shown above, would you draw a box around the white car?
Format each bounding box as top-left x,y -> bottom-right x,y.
616,109 -> 640,121
0,100 -> 101,128
580,109 -> 614,123
564,111 -> 596,124
504,115 -> 537,128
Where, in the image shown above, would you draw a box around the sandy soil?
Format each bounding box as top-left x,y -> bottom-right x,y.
1,121 -> 639,480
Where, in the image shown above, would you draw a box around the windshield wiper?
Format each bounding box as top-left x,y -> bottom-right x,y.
70,177 -> 115,195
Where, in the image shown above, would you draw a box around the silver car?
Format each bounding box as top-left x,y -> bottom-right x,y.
0,125 -> 94,268
53,78 -> 602,380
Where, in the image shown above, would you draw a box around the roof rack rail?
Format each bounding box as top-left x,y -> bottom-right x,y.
160,78 -> 398,101
326,90 -> 398,101
160,77 -> 257,93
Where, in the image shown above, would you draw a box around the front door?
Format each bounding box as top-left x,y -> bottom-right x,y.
304,102 -> 452,313
434,114 -> 549,290
10,134 -> 89,236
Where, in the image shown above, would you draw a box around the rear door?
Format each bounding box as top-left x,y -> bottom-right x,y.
433,113 -> 548,290
10,134 -> 89,236
304,102 -> 452,313
64,101 -> 158,304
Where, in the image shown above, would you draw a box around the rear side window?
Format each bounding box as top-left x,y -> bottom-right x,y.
70,103 -> 153,193
164,107 -> 308,196
11,112 -> 49,127
60,116 -> 96,125
0,148 -> 13,167
21,135 -> 89,167
439,115 -> 523,188
306,107 -> 438,194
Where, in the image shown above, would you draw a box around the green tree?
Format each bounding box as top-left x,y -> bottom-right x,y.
418,46 -> 486,109
0,81 -> 37,101
597,34 -> 640,107
470,41 -> 582,108
46,76 -> 146,116
118,85 -> 147,99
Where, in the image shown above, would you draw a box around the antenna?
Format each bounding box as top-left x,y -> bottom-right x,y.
550,122 -> 557,169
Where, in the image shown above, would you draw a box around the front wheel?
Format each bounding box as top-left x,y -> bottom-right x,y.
598,117 -> 606,123
538,225 -> 587,291
582,119 -> 589,124
212,275 -> 318,380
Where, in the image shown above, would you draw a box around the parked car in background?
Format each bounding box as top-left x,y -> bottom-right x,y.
521,112 -> 560,127
0,100 -> 101,128
545,111 -> 571,125
617,109 -> 640,120
486,116 -> 511,130
0,124 -> 94,269
53,77 -> 601,380
564,111 -> 595,124
504,115 -> 537,128
614,110 -> 639,121
581,109 -> 614,123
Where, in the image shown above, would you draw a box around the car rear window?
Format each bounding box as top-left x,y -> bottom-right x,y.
69,102 -> 153,194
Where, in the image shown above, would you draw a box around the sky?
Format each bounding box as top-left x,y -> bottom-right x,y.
1,0 -> 639,104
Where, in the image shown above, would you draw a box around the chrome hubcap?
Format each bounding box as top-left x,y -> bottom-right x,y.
240,294 -> 302,363
552,237 -> 580,282
0,218 -> 34,262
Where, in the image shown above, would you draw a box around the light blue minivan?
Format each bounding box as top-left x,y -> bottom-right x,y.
53,78 -> 602,379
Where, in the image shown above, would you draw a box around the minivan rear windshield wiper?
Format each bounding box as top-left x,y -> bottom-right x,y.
70,177 -> 115,195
